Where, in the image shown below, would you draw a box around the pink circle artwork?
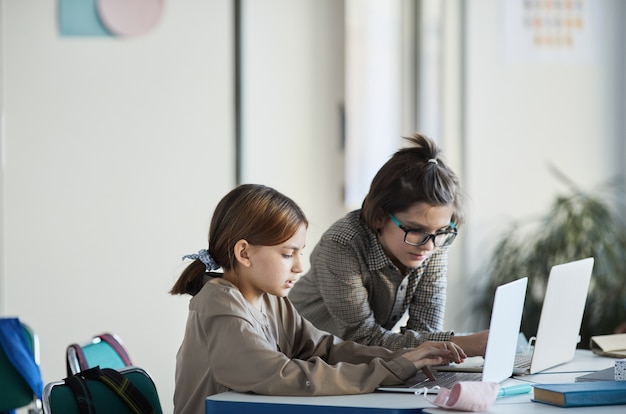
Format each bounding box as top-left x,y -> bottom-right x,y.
97,0 -> 164,37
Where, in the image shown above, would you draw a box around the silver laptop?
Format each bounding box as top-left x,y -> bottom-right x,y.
377,277 -> 528,392
513,257 -> 594,375
436,258 -> 594,377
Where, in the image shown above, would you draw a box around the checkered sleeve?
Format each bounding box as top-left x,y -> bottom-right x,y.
314,238 -> 374,331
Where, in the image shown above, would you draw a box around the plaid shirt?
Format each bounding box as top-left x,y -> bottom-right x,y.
289,210 -> 453,350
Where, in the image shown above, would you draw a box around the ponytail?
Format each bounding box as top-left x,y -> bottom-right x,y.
169,260 -> 208,296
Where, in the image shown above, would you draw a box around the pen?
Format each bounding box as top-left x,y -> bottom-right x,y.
497,384 -> 533,398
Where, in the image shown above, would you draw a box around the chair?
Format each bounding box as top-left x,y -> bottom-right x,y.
0,318 -> 43,413
66,333 -> 132,376
42,366 -> 163,414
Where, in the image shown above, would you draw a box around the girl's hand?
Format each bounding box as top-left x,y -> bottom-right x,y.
450,330 -> 489,357
402,341 -> 466,370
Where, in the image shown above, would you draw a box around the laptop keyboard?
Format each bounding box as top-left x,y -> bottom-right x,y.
514,352 -> 532,369
411,371 -> 483,389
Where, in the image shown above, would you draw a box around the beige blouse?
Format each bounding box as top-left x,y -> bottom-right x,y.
173,277 -> 418,414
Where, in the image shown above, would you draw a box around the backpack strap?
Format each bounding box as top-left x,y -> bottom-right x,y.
64,368 -> 97,414
97,333 -> 133,366
82,367 -> 157,414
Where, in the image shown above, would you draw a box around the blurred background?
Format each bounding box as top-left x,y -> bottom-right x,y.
1,1 -> 624,412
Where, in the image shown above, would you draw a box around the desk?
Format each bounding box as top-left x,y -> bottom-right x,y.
206,391 -> 432,413
206,350 -> 621,413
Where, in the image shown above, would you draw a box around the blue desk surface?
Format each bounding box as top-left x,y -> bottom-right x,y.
206,391 -> 433,413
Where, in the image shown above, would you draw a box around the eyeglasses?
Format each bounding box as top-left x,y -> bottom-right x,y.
388,214 -> 457,247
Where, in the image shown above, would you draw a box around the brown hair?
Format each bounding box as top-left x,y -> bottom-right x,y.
170,184 -> 308,296
361,133 -> 463,231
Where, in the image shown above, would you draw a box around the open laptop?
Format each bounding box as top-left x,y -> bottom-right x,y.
435,258 -> 594,377
377,277 -> 528,392
513,257 -> 594,375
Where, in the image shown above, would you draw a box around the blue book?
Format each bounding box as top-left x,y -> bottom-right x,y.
532,381 -> 626,407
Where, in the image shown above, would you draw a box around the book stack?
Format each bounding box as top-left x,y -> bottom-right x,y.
590,333 -> 626,358
532,381 -> 626,407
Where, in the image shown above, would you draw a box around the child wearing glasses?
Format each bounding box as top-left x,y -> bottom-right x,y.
289,133 -> 488,357
170,184 -> 464,414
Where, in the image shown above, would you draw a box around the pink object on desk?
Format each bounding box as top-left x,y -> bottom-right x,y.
429,382 -> 500,412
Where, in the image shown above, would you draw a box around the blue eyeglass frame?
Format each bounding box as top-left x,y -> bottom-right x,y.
388,214 -> 457,247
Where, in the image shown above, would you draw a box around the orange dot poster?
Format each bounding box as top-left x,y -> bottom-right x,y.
501,0 -> 602,64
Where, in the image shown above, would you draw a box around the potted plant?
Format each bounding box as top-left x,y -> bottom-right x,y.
474,167 -> 626,348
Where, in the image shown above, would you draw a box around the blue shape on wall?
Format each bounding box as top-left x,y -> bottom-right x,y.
59,0 -> 113,37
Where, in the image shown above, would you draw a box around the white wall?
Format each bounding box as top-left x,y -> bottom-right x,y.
240,0 -> 347,262
451,0 -> 625,331
1,1 -> 234,412
344,0 -> 405,211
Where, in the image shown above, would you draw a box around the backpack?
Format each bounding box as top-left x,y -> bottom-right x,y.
43,366 -> 162,414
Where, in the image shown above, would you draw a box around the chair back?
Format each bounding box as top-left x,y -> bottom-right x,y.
43,366 -> 162,414
66,333 -> 132,376
0,318 -> 42,412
